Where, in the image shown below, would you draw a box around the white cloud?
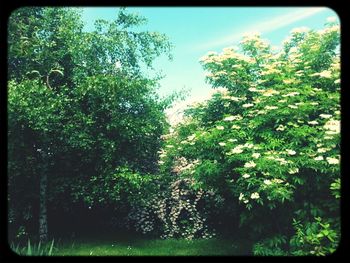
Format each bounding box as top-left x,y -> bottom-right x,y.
196,8 -> 327,50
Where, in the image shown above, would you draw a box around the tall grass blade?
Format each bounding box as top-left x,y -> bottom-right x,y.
27,239 -> 32,256
48,239 -> 54,256
37,241 -> 41,254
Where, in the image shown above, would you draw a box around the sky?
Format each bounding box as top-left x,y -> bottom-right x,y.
80,7 -> 339,124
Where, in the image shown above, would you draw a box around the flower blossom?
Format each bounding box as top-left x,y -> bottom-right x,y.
314,156 -> 324,161
250,192 -> 260,199
242,103 -> 254,108
187,134 -> 196,141
311,70 -> 332,78
317,148 -> 328,153
276,125 -> 286,131
249,87 -> 261,92
223,116 -> 236,121
272,179 -> 284,184
262,89 -> 280,97
283,79 -> 294,84
265,106 -> 278,110
288,168 -> 299,174
324,119 -> 340,134
227,146 -> 244,154
282,92 -> 299,97
286,149 -> 296,155
252,153 -> 261,159
264,179 -> 272,185
320,114 -> 332,119
326,157 -> 339,165
244,161 -> 256,168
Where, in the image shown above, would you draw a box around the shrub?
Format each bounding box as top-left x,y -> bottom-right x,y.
151,17 -> 340,253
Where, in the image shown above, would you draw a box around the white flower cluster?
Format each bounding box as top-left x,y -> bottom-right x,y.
158,149 -> 168,164
223,115 -> 243,121
276,125 -> 286,131
265,105 -> 278,110
288,167 -> 299,174
326,157 -> 339,165
250,192 -> 260,199
226,143 -> 254,155
323,119 -> 340,135
172,157 -> 200,174
238,191 -> 260,203
241,32 -> 269,50
282,91 -> 299,97
265,155 -> 289,165
128,178 -> 217,240
286,149 -> 297,155
311,70 -> 333,78
242,103 -> 254,108
164,179 -> 216,239
264,179 -> 272,185
272,178 -> 284,184
261,89 -> 280,97
200,46 -> 255,65
318,25 -> 340,35
244,161 -> 256,168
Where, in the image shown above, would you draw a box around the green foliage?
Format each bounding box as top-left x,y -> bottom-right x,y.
330,178 -> 340,199
8,7 -> 173,241
151,19 -> 340,253
11,239 -> 55,256
73,166 -> 156,207
252,235 -> 288,256
252,216 -> 340,256
8,8 -> 341,257
289,217 -> 340,256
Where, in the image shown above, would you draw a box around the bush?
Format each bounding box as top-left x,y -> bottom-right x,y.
148,17 -> 340,254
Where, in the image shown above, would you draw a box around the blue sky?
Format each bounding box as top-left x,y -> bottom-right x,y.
80,7 -> 338,104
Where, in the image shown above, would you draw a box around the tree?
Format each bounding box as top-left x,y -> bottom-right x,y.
153,19 -> 340,253
8,7 -> 173,242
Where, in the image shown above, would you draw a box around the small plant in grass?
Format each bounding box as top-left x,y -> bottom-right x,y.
10,239 -> 55,256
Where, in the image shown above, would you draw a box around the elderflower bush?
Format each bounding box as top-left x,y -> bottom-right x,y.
198,19 -> 340,211
159,18 -> 340,252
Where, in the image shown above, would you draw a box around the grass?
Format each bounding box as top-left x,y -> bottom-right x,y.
11,239 -> 55,256
11,237 -> 251,256
55,238 -> 250,256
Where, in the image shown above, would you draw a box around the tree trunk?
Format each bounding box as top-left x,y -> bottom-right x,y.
39,152 -> 48,243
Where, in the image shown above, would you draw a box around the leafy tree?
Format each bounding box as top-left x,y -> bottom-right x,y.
8,7 -> 173,242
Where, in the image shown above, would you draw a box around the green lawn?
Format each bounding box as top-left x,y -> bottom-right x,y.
48,238 -> 251,256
